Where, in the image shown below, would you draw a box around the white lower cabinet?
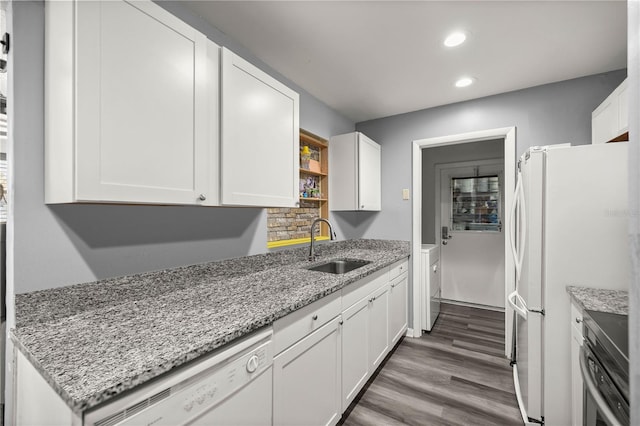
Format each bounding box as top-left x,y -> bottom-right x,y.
273,316 -> 342,426
276,263 -> 400,426
389,271 -> 408,345
340,267 -> 395,409
570,301 -> 584,426
341,296 -> 371,407
369,284 -> 390,369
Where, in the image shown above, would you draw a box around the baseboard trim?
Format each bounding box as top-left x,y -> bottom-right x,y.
406,328 -> 422,338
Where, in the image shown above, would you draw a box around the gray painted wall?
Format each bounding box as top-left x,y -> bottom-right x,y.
421,139 -> 504,243
355,70 -> 627,242
10,0 -> 355,295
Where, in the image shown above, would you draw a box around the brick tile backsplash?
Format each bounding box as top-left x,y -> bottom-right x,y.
267,207 -> 322,242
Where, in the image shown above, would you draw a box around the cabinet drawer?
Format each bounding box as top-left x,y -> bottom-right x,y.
273,291 -> 341,355
388,259 -> 409,281
341,268 -> 389,311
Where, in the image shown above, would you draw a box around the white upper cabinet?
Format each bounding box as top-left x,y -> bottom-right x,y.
220,48 -> 300,207
592,78 -> 628,144
329,132 -> 381,211
45,0 -> 219,205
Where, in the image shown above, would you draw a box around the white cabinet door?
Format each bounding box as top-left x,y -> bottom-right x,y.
49,0 -> 215,205
341,297 -> 370,408
570,302 -> 584,426
369,283 -> 390,369
358,134 -> 382,211
592,78 -> 628,144
220,48 -> 299,207
592,97 -> 617,145
273,317 -> 342,426
329,132 -> 381,211
389,272 -> 408,345
617,80 -> 629,132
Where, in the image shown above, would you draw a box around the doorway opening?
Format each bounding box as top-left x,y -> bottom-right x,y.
411,128 -> 516,356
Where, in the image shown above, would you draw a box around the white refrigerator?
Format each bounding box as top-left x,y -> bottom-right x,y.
508,143 -> 629,425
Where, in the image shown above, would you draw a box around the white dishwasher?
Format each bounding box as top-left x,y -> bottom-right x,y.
84,328 -> 273,426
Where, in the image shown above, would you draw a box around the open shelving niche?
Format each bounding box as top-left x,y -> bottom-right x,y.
266,129 -> 330,248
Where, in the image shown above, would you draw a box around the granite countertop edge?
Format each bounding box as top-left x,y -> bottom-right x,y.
566,285 -> 628,315
12,239 -> 411,413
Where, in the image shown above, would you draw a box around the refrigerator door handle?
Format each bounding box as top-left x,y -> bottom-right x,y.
508,290 -> 528,319
509,169 -> 527,284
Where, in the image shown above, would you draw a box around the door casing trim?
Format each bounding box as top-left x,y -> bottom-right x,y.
411,127 -> 516,357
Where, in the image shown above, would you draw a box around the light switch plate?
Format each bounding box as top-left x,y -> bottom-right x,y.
402,189 -> 410,200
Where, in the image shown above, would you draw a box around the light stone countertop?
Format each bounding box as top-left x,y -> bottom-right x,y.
566,285 -> 628,315
12,239 -> 410,413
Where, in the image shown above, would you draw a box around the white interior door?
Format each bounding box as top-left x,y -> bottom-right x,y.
437,161 -> 505,308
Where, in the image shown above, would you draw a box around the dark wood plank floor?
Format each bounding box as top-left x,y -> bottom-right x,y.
340,303 -> 523,426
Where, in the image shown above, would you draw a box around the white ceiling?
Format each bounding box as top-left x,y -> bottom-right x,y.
183,1 -> 627,123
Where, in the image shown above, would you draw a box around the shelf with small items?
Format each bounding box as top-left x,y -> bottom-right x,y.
299,197 -> 328,202
267,129 -> 330,248
299,168 -> 328,177
299,130 -> 329,237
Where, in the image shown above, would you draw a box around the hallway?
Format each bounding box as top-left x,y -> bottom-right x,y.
341,303 -> 522,425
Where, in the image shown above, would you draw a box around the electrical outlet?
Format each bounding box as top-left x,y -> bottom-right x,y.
402,189 -> 410,200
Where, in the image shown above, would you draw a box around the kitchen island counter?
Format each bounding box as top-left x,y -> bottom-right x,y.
12,239 -> 410,413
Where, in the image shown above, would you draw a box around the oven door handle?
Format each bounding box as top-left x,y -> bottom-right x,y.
579,346 -> 623,426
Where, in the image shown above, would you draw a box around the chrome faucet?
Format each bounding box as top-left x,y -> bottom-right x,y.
309,218 -> 336,261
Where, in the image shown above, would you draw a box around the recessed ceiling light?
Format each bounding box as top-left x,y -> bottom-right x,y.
455,77 -> 475,88
444,32 -> 466,47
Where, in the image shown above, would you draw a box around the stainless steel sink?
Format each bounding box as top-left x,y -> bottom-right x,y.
306,259 -> 371,274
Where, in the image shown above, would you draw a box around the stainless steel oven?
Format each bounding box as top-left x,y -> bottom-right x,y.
580,310 -> 628,426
